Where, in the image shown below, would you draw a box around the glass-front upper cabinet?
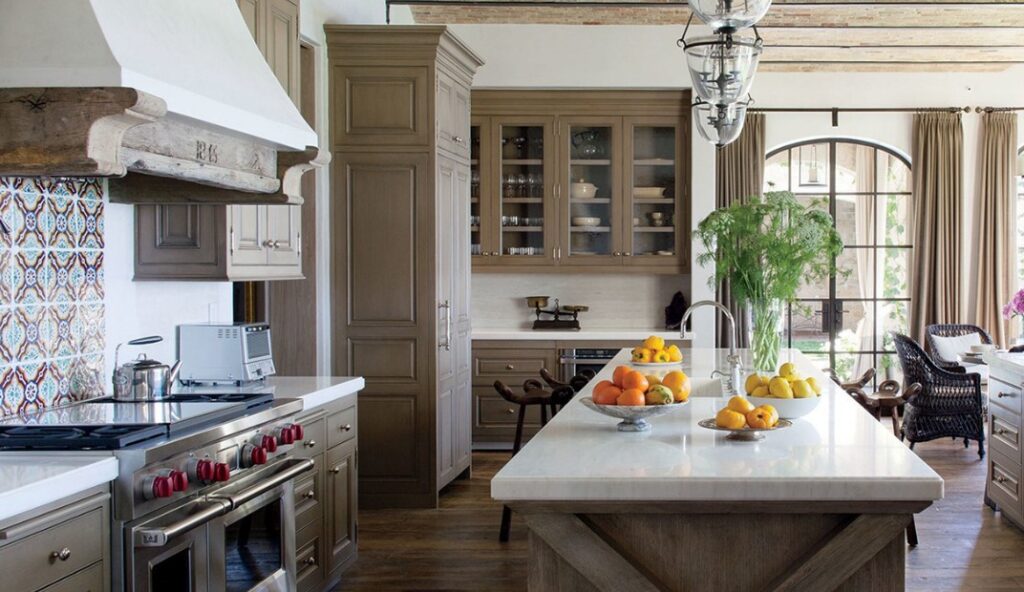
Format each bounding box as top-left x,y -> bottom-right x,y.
470,118 -> 488,262
491,117 -> 556,265
558,118 -> 621,264
623,117 -> 684,267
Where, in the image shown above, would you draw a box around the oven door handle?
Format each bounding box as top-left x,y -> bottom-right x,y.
208,457 -> 315,510
559,357 -> 615,364
135,499 -> 232,547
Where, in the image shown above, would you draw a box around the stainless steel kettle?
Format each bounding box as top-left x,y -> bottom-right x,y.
112,336 -> 182,401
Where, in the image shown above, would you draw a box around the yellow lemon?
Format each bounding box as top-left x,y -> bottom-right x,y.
806,376 -> 823,395
727,395 -> 756,414
666,344 -> 683,362
715,408 -> 747,430
646,374 -> 662,387
768,376 -> 794,399
643,336 -> 666,351
791,379 -> 815,399
751,385 -> 770,398
778,362 -> 798,379
744,374 -> 764,395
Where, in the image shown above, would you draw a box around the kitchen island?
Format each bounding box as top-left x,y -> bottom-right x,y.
492,348 -> 943,592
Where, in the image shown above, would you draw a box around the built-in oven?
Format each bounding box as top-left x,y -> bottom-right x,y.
559,348 -> 619,379
128,458 -> 313,592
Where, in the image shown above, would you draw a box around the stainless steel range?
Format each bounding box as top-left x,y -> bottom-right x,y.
0,391 -> 313,592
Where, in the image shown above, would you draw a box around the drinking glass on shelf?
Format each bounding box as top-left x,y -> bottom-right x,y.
513,173 -> 526,197
503,174 -> 516,198
526,173 -> 539,197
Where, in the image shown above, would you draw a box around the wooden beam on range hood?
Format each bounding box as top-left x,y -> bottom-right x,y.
0,87 -> 165,177
109,146 -> 330,205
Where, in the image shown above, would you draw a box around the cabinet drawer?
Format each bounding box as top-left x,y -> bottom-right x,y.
473,348 -> 556,385
293,417 -> 326,459
0,505 -> 105,592
991,377 -> 1022,416
991,412 -> 1021,466
294,454 -> 324,531
39,562 -> 104,592
476,393 -> 544,428
989,453 -> 1023,523
296,523 -> 325,592
327,405 -> 357,449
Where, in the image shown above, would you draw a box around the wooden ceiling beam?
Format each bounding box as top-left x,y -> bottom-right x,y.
764,27 -> 1024,46
764,46 -> 1024,60
760,61 -> 1012,71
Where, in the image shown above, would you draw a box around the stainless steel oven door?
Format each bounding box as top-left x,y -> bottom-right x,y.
128,499 -> 225,592
559,348 -> 616,378
209,478 -> 296,592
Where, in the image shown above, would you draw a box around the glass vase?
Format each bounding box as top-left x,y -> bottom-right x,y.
746,299 -> 784,374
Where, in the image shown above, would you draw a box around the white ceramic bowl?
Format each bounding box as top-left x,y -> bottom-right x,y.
571,216 -> 602,227
747,395 -> 821,419
633,186 -> 665,199
571,182 -> 597,199
970,343 -> 996,354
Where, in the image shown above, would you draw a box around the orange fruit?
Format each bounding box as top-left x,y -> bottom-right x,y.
617,388 -> 646,406
621,371 -> 649,393
746,406 -> 778,429
612,365 -> 632,387
592,382 -> 622,405
662,370 -> 692,402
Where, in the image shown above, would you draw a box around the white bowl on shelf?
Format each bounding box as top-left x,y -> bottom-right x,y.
571,216 -> 602,227
571,182 -> 597,199
633,187 -> 665,199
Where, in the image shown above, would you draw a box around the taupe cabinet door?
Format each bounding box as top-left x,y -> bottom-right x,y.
327,438 -> 358,572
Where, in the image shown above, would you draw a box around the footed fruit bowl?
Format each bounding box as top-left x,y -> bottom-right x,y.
580,399 -> 688,432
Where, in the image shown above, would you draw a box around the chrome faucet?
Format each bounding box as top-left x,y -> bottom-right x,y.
680,300 -> 744,396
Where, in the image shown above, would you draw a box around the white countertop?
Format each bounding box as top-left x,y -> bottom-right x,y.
0,454 -> 118,522
985,352 -> 1024,380
174,376 -> 365,411
473,328 -> 695,341
492,348 -> 943,503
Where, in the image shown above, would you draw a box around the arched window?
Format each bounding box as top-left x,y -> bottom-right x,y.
764,139 -> 912,385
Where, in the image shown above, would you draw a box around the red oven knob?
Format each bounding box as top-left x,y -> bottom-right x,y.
213,462 -> 231,482
142,475 -> 174,500
169,470 -> 189,492
191,459 -> 215,482
288,423 -> 304,441
259,434 -> 278,453
241,444 -> 268,468
274,426 -> 296,445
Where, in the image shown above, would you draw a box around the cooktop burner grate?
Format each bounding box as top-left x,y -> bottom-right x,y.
0,424 -> 167,450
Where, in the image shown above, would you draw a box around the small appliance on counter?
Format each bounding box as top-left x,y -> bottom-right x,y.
527,296 -> 588,331
178,322 -> 276,386
112,335 -> 182,400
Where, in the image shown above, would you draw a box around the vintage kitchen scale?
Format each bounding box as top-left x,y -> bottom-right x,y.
526,296 -> 588,331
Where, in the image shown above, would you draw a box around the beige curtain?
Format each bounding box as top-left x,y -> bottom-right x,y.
973,112 -> 1018,346
715,113 -> 766,348
909,112 -> 964,344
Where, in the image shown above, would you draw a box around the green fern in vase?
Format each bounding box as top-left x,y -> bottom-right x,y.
695,191 -> 844,372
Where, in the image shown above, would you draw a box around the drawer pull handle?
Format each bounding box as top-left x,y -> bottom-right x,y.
304,440 -> 317,448
331,467 -> 341,474
453,135 -> 465,144
998,392 -> 1016,398
51,547 -> 71,562
505,407 -> 516,414
304,490 -> 316,500
995,474 -> 1009,484
341,424 -> 352,432
995,428 -> 1010,436
506,364 -> 515,370
305,556 -> 317,566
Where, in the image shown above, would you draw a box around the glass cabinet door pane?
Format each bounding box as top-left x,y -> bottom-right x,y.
499,124 -> 546,257
470,124 -> 482,257
567,125 -> 614,257
631,125 -> 676,258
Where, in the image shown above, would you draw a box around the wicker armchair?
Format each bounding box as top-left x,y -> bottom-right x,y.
925,323 -> 993,371
892,332 -> 985,458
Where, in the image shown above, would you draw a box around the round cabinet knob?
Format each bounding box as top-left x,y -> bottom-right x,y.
304,440 -> 317,448
143,475 -> 174,500
505,408 -> 515,414
506,364 -> 515,370
341,424 -> 353,432
168,470 -> 189,492
613,251 -> 623,256
624,252 -> 632,256
481,252 -> 490,257
259,434 -> 279,453
288,423 -> 305,441
305,556 -> 317,566
331,467 -> 341,474
304,490 -> 315,500
213,462 -> 231,482
51,548 -> 72,562
452,135 -> 464,144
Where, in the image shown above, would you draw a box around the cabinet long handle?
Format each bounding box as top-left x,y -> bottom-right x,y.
439,300 -> 452,351
998,392 -> 1016,398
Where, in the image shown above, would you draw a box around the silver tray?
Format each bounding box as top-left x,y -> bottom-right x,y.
697,417 -> 793,441
580,398 -> 688,432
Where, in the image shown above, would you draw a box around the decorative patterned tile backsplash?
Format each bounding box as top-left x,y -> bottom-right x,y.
0,177 -> 105,416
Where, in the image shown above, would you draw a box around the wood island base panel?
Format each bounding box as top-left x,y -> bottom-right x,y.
518,502 -> 920,592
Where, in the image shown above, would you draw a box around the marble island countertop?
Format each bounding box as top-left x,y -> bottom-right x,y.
984,351 -> 1024,379
492,348 -> 943,503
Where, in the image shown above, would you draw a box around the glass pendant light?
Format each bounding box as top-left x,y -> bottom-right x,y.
688,0 -> 773,33
683,32 -> 763,105
693,99 -> 751,148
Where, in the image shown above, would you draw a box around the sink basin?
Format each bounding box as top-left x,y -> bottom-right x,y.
689,377 -> 727,398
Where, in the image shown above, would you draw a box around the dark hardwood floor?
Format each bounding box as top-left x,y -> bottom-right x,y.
339,441 -> 1024,591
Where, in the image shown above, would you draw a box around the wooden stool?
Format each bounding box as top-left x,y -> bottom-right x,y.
539,368 -> 594,416
494,379 -> 559,542
848,379 -> 923,547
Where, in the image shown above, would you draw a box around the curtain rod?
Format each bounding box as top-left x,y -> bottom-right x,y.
747,106 -> 977,126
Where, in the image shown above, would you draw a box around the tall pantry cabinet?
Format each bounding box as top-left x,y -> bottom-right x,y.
326,26 -> 483,508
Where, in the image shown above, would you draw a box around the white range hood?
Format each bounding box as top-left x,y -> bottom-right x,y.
0,0 -> 324,204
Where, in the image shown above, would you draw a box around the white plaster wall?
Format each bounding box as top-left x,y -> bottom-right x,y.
103,198 -> 233,379
446,23 -> 1024,345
